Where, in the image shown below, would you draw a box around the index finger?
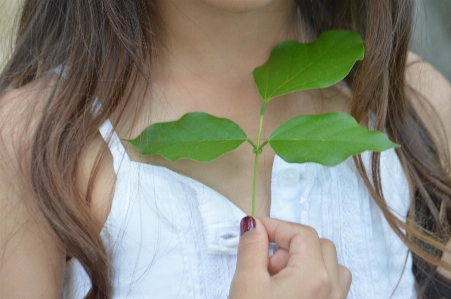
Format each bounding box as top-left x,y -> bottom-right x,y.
258,217 -> 323,269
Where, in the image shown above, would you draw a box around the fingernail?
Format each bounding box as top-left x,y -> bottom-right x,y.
240,216 -> 256,236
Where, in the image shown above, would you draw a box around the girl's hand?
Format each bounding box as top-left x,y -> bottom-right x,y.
229,217 -> 351,299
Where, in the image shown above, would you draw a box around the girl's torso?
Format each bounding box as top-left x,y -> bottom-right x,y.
105,82 -> 352,217
63,83 -> 417,297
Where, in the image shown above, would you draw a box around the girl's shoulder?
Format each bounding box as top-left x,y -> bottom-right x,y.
405,52 -> 451,279
0,75 -> 67,298
0,75 -> 57,187
406,52 -> 451,107
0,71 -> 116,232
0,73 -> 62,143
405,52 -> 451,146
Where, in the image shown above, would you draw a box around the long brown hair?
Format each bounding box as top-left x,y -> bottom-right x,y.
1,0 -> 450,298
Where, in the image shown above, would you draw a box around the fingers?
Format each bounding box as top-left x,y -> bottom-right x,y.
268,248 -> 289,275
235,217 -> 270,274
259,217 -> 323,269
338,266 -> 352,296
232,217 -> 271,299
259,217 -> 352,298
319,238 -> 341,297
233,217 -> 352,299
319,239 -> 339,283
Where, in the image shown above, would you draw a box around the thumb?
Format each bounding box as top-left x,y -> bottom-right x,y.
235,217 -> 270,274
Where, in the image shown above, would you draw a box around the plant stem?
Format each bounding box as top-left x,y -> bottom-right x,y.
251,102 -> 268,217
259,140 -> 269,149
247,139 -> 258,149
251,149 -> 260,217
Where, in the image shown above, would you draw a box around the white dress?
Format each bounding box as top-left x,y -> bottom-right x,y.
62,119 -> 417,299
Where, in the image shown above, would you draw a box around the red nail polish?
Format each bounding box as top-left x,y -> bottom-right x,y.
240,216 -> 256,236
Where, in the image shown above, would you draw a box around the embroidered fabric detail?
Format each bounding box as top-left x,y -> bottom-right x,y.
271,150 -> 416,299
192,179 -> 245,255
179,182 -> 237,299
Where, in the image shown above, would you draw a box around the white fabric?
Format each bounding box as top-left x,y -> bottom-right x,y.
62,119 -> 417,299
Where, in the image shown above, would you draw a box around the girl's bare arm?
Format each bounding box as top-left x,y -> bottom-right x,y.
406,52 -> 451,278
0,82 -> 66,299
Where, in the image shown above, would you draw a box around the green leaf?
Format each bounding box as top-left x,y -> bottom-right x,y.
253,30 -> 364,102
125,112 -> 247,162
268,112 -> 400,167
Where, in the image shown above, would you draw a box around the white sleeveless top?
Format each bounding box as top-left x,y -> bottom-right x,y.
62,119 -> 417,299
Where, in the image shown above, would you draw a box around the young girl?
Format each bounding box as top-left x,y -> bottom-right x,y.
1,0 -> 451,298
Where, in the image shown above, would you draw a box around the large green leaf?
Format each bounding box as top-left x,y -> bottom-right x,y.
268,112 -> 399,166
125,112 -> 247,162
253,30 -> 364,102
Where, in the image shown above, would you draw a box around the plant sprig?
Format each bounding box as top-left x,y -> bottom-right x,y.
125,30 -> 400,217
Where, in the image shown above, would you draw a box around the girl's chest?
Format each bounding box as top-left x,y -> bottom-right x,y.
111,83 -> 351,217
124,142 -> 276,216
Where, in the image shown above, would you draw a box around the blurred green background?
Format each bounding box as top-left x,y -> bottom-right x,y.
0,0 -> 450,81
0,0 -> 20,69
411,0 -> 451,81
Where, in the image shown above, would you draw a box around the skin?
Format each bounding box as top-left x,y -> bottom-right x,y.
229,218 -> 352,299
0,0 -> 451,298
113,0 -> 349,217
200,0 -> 274,13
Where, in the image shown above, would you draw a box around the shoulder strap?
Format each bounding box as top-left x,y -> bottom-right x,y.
99,119 -> 130,174
54,66 -> 129,173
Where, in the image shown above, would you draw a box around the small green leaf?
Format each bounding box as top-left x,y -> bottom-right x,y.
268,112 -> 400,167
125,112 -> 247,162
253,30 -> 364,102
